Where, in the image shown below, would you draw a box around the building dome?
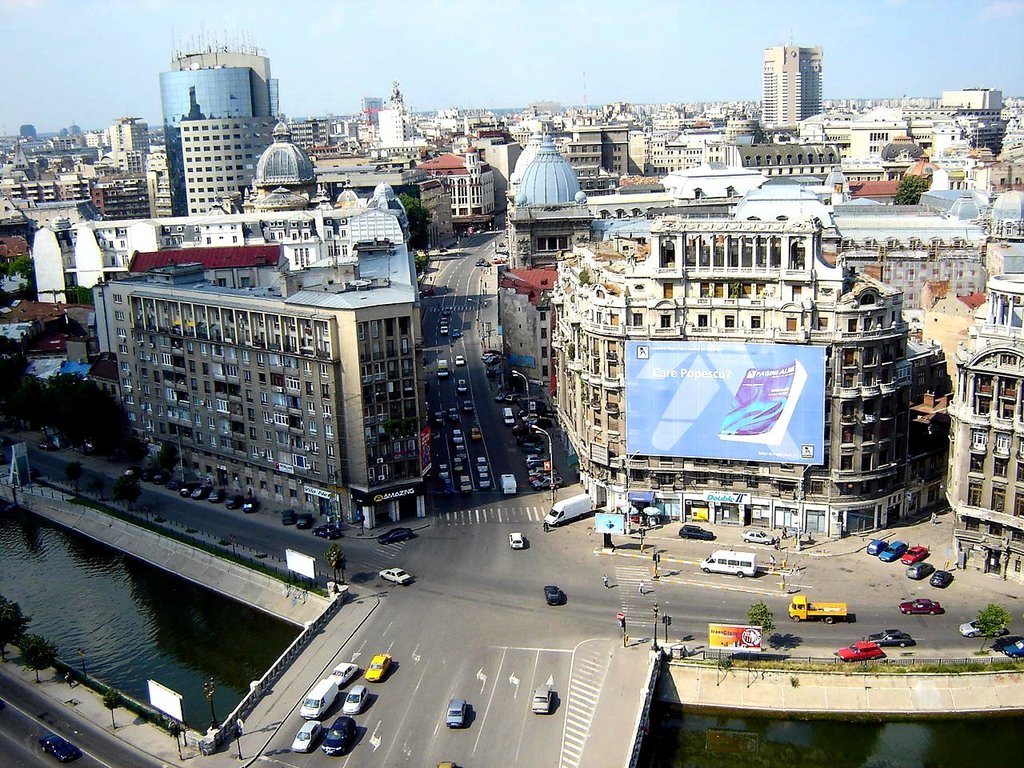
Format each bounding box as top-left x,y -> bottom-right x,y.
367,182 -> 409,234
510,132 -> 543,184
255,186 -> 310,211
254,122 -> 315,187
515,135 -> 581,206
880,137 -> 924,162
992,190 -> 1024,222
824,168 -> 846,189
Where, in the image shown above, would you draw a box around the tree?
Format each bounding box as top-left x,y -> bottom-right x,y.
121,436 -> 147,462
975,603 -> 1012,651
8,376 -> 46,430
894,174 -> 930,205
747,601 -> 775,638
398,193 -> 430,251
0,596 -> 31,661
157,442 -> 179,472
103,688 -> 120,728
88,476 -> 105,499
19,633 -> 57,682
113,474 -> 142,506
325,543 -> 346,584
64,461 -> 83,491
3,255 -> 36,299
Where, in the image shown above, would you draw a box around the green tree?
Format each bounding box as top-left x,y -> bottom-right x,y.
894,174 -> 930,205
64,461 -> 83,491
748,601 -> 775,637
64,286 -> 94,305
974,603 -> 1012,651
113,474 -> 142,506
88,476 -> 105,499
0,337 -> 26,413
0,596 -> 31,662
42,374 -> 123,453
156,442 -> 179,472
19,633 -> 57,682
399,193 -> 430,250
8,376 -> 46,430
121,436 -> 147,462
325,543 -> 346,584
3,255 -> 36,300
102,688 -> 121,728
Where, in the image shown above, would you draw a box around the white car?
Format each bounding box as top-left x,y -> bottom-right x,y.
342,684 -> 369,715
291,721 -> 322,753
454,355 -> 466,366
380,568 -> 414,585
452,429 -> 465,445
509,532 -> 525,550
329,662 -> 359,687
456,378 -> 468,394
741,530 -> 778,545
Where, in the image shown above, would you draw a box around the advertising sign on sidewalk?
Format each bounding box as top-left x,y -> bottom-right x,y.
708,623 -> 763,650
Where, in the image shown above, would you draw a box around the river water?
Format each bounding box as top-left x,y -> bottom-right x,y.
0,508 -> 298,727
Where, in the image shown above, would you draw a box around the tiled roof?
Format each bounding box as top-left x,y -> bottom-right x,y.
130,245 -> 281,273
0,300 -> 67,324
0,235 -> 29,258
89,351 -> 119,381
419,154 -> 468,173
848,180 -> 899,198
499,269 -> 557,298
958,292 -> 986,310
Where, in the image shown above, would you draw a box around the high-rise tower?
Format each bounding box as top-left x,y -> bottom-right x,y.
159,46 -> 279,215
762,46 -> 823,128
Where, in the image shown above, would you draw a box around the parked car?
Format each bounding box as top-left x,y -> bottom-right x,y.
291,721 -> 323,753
446,698 -> 468,728
544,585 -> 566,606
313,524 -> 344,540
899,598 -> 943,615
377,527 -> 415,545
37,439 -> 59,452
320,716 -> 356,756
959,620 -> 1009,638
900,545 -> 930,564
242,498 -> 259,513
207,488 -> 225,503
364,653 -> 392,682
835,641 -> 885,662
475,258 -> 487,267
190,484 -> 213,500
678,524 -> 716,541
531,477 -> 562,491
39,733 -> 82,763
906,562 -> 935,580
281,509 -> 297,525
878,541 -> 909,562
929,570 -> 954,589
741,530 -> 778,545
380,568 -> 414,585
149,470 -> 169,484
995,638 -> 1024,658
295,512 -> 314,529
224,494 -> 244,510
481,352 -> 501,365
493,390 -> 507,402
866,539 -> 888,556
863,630 -> 916,648
178,481 -> 201,497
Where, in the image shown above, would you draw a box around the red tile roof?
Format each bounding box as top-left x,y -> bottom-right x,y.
0,300 -> 69,324
499,269 -> 557,300
958,292 -> 986,310
130,245 -> 281,273
419,154 -> 469,174
848,180 -> 899,198
0,235 -> 29,259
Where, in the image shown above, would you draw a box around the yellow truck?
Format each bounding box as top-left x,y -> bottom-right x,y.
788,595 -> 848,624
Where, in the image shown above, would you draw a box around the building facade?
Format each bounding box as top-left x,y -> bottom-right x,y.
948,274 -> 1024,581
762,46 -> 824,128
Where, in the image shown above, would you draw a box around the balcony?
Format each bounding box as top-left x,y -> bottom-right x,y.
861,384 -> 881,398
879,381 -> 897,394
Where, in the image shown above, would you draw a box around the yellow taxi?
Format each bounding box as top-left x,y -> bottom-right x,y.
470,425 -> 482,441
364,653 -> 392,682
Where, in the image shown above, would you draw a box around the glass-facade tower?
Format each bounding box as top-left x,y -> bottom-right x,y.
160,50 -> 279,215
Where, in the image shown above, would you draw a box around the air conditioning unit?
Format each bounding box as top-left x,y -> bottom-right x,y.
376,457 -> 385,465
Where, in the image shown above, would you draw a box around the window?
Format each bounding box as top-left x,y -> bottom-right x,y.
967,481 -> 983,507
992,486 -> 1006,513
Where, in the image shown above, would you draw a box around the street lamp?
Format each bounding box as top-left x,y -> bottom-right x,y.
77,648 -> 87,680
511,369 -> 529,399
202,677 -> 218,731
652,603 -> 660,652
531,425 -> 555,506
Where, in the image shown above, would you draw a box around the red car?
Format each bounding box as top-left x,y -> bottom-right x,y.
835,641 -> 886,662
898,598 -> 943,615
900,545 -> 929,565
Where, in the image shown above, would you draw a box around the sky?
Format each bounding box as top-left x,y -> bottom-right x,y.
1,0 -> 1023,134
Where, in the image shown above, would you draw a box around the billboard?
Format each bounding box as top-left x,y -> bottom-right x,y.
594,512 -> 626,535
147,679 -> 184,722
625,341 -> 825,465
285,549 -> 317,580
708,623 -> 763,650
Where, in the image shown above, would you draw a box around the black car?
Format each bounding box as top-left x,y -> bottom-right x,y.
190,484 -> 213,500
544,585 -> 566,606
207,488 -> 226,503
149,470 -> 169,484
377,527 -> 415,545
929,569 -> 954,588
242,498 -> 259,513
295,512 -> 314,529
321,716 -> 357,756
863,629 -> 916,648
39,733 -> 82,762
281,509 -> 297,525
433,410 -> 444,425
225,494 -> 244,510
313,524 -> 344,540
165,477 -> 183,492
678,524 -> 715,541
178,481 -> 201,498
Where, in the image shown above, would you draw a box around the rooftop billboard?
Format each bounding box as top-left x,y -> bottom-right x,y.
625,341 -> 825,465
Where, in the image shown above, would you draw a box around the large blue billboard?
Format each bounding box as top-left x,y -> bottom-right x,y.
625,341 -> 825,465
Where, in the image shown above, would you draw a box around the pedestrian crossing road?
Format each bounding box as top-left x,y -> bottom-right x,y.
436,505 -> 550,526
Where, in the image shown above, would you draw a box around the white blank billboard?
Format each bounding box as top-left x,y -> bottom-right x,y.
285,549 -> 317,580
147,678 -> 184,721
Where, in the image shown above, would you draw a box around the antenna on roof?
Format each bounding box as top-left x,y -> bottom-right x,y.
582,71 -> 588,110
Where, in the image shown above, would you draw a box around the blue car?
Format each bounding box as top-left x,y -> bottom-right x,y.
878,540 -> 908,562
997,638 -> 1024,658
451,327 -> 462,339
39,733 -> 82,762
866,539 -> 887,556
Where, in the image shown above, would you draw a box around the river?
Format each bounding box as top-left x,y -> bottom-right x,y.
0,508 -> 298,727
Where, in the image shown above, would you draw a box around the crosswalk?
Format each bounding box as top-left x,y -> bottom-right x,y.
435,505 -> 548,526
613,563 -> 661,641
425,303 -> 477,315
560,644 -> 611,768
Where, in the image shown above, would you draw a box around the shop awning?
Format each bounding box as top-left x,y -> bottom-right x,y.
627,490 -> 656,504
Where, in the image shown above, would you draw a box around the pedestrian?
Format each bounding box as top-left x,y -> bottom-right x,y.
769,555 -> 777,569
638,580 -> 646,596
603,574 -> 610,588
543,521 -> 550,533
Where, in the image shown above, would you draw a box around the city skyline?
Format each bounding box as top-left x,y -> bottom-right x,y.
1,0 -> 1023,133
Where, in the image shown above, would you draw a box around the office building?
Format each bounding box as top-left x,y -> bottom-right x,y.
762,46 -> 823,127
108,117 -> 150,175
160,46 -> 279,215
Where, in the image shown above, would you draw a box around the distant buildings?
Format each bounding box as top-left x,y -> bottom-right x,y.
762,46 -> 824,128
419,149 -> 495,233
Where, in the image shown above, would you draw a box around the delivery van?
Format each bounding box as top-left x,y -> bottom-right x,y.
503,407 -> 516,426
544,493 -> 592,527
300,678 -> 340,719
699,550 -> 757,578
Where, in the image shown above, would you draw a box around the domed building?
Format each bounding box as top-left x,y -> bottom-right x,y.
366,182 -> 410,238
508,132 -> 543,198
507,135 -> 592,268
245,122 -> 317,212
991,189 -> 1024,238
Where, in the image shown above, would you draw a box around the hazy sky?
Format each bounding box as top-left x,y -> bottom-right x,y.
2,0 -> 1022,133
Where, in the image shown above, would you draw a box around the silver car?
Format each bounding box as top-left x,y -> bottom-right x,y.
531,687 -> 552,714
446,698 -> 467,728
291,720 -> 322,753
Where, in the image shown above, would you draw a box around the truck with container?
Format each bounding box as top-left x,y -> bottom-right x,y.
543,493 -> 592,527
501,474 -> 517,494
437,359 -> 450,379
788,595 -> 849,624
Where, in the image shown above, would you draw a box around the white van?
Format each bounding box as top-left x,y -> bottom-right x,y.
544,493 -> 592,527
300,678 -> 340,719
699,550 -> 757,578
503,407 -> 516,426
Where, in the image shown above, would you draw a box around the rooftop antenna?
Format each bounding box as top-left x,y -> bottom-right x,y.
582,71 -> 588,110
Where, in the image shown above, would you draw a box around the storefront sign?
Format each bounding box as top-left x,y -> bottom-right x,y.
304,486 -> 335,500
704,491 -> 749,504
351,483 -> 422,505
627,490 -> 656,505
276,463 -> 294,475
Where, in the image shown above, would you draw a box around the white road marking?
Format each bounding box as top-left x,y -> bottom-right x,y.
476,667 -> 487,693
411,644 -> 421,664
508,671 -> 520,692
369,719 -> 383,750
472,647 -> 507,755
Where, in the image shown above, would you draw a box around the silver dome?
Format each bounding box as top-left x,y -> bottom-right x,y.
516,135 -> 581,206
254,122 -> 315,186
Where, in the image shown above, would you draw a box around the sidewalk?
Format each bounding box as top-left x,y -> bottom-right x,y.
0,591 -> 379,767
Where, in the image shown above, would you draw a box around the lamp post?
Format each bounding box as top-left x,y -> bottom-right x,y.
652,603 -> 660,652
511,369 -> 529,400
531,425 -> 555,506
77,648 -> 87,680
202,677 -> 218,731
